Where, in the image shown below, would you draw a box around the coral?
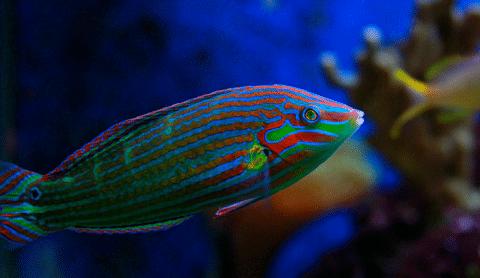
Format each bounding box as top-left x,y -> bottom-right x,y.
313,0 -> 480,276
321,0 -> 480,210
397,208 -> 480,277
303,193 -> 480,277
304,189 -> 429,277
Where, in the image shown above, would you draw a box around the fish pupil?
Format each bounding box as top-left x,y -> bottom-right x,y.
304,108 -> 318,122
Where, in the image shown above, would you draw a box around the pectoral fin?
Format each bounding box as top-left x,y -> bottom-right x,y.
215,197 -> 259,217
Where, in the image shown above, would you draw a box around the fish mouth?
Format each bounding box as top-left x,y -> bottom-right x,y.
354,109 -> 365,126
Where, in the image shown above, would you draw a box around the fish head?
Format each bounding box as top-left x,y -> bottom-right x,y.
257,86 -> 364,168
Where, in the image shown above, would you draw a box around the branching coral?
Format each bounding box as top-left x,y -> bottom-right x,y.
321,0 -> 480,210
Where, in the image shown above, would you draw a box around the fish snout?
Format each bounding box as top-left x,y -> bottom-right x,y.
353,109 -> 365,127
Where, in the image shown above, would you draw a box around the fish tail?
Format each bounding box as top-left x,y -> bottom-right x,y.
390,103 -> 431,139
394,69 -> 429,96
0,161 -> 46,244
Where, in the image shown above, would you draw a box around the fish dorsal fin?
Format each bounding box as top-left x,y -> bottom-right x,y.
394,69 -> 429,96
215,197 -> 259,217
70,217 -> 190,234
46,88 -> 234,179
430,55 -> 480,85
425,55 -> 465,81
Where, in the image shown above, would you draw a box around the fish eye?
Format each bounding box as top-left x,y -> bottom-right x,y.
302,107 -> 320,124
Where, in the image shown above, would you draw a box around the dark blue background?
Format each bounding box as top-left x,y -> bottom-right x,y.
15,0 -> 416,172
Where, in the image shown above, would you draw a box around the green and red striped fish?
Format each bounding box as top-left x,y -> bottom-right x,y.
0,85 -> 364,244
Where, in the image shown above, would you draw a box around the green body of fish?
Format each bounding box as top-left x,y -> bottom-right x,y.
0,85 -> 363,244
